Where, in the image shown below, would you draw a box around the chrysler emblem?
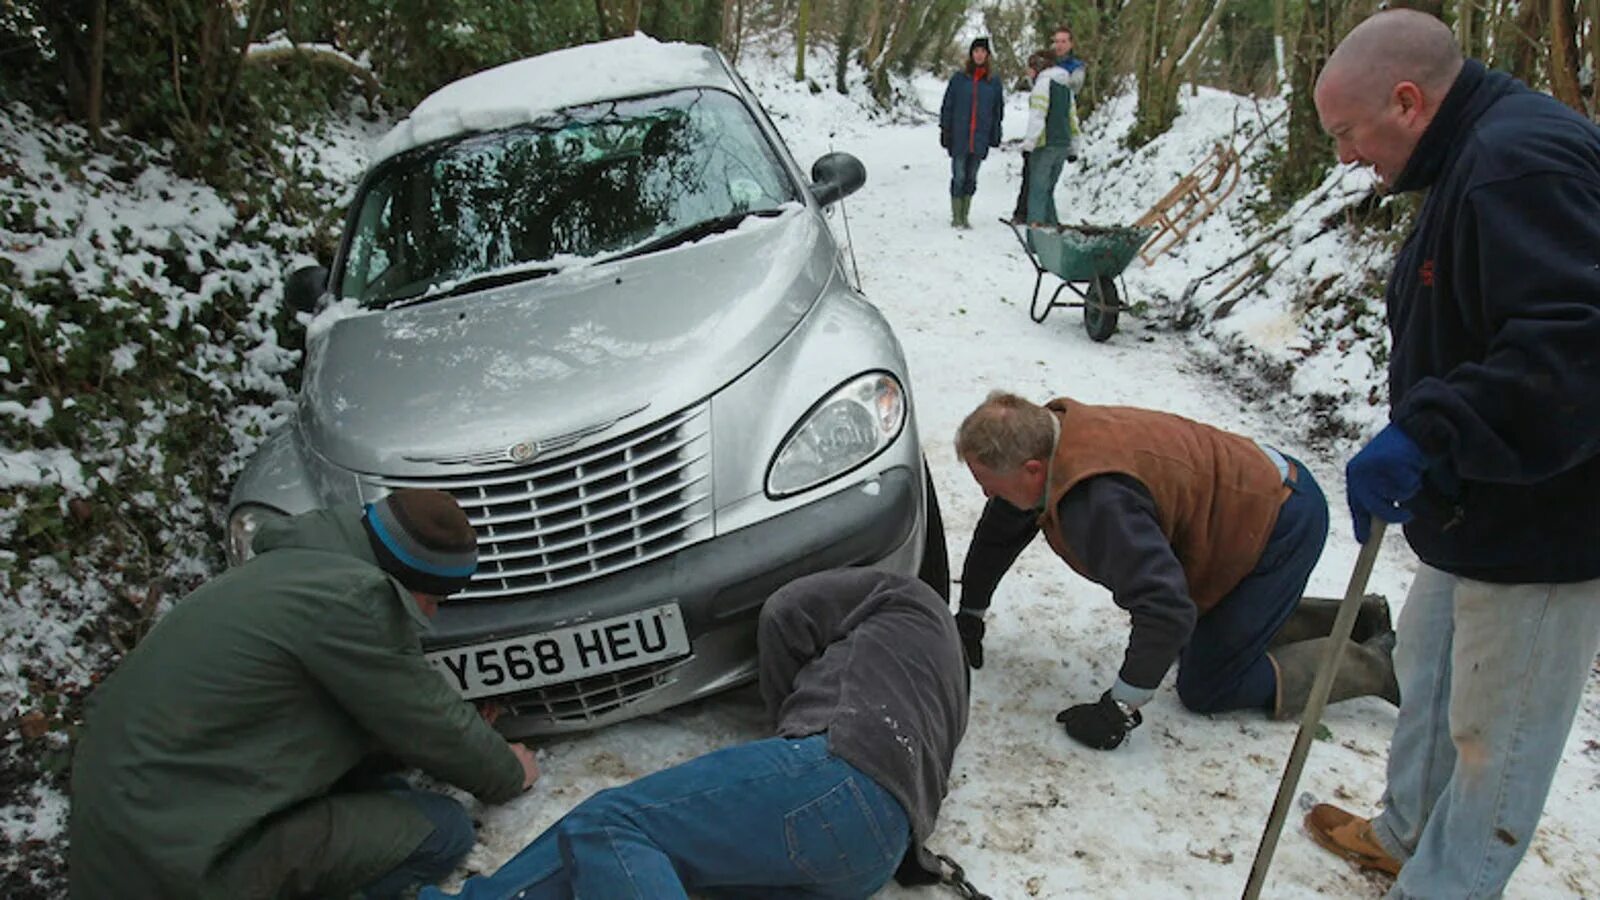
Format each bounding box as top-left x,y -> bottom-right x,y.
507,441 -> 539,463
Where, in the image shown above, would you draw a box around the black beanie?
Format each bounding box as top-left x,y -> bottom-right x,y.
362,489 -> 478,596
969,37 -> 991,55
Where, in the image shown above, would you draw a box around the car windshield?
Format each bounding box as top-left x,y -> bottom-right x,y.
338,88 -> 800,308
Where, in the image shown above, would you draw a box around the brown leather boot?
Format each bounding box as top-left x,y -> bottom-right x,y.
1304,804 -> 1402,876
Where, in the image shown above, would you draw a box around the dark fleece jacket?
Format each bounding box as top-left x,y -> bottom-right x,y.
759,568 -> 969,884
1384,60 -> 1600,583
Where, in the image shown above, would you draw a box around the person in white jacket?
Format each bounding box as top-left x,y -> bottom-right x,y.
1023,46 -> 1085,225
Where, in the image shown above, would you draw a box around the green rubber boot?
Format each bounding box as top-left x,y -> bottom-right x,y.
1268,631 -> 1401,721
950,196 -> 962,228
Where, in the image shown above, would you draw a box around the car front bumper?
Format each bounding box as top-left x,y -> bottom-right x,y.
427,465 -> 921,736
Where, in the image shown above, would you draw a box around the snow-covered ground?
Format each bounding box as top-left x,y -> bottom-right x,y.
447,49 -> 1600,899
3,36 -> 1597,899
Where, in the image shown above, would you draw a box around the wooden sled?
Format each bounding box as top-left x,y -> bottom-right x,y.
1133,141 -> 1242,266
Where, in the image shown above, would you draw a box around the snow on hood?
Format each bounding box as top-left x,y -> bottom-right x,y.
372,34 -> 730,164
297,208 -> 830,476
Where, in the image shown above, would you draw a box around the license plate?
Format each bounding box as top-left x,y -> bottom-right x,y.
428,603 -> 689,700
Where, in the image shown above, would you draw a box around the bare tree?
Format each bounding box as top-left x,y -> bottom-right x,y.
722,0 -> 742,60
837,0 -> 865,93
1270,0 -> 1347,200
796,0 -> 811,81
1549,0 -> 1589,116
1130,0 -> 1218,146
869,0 -> 916,104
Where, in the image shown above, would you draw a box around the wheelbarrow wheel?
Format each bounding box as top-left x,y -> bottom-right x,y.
1084,275 -> 1120,342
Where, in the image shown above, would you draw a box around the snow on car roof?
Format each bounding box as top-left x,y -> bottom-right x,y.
371,34 -> 732,164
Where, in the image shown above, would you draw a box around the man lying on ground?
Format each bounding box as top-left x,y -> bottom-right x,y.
428,568 -> 969,899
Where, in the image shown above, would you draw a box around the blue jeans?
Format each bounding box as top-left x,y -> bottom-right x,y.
1026,145 -> 1070,225
949,153 -> 982,197
1176,453 -> 1329,713
361,788 -> 477,899
427,735 -> 909,900
1371,565 -> 1600,898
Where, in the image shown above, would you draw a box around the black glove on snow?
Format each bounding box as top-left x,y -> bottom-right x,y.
955,611 -> 985,670
1056,690 -> 1142,750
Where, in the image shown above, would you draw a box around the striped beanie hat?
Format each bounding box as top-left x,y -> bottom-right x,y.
361,489 -> 478,596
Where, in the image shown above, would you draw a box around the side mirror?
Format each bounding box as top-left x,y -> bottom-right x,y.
808,152 -> 866,206
284,265 -> 329,313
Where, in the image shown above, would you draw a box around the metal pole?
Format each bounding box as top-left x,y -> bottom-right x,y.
1241,518 -> 1387,900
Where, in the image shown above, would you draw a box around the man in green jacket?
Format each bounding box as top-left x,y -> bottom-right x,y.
68,489 -> 539,899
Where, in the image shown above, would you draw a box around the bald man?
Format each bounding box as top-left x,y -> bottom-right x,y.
1306,10 -> 1600,896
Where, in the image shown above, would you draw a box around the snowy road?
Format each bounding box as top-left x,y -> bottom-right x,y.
455,72 -> 1600,899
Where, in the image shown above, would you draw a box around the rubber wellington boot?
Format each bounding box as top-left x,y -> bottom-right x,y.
1268,630 -> 1400,721
958,196 -> 974,228
1270,594 -> 1392,648
950,197 -> 962,228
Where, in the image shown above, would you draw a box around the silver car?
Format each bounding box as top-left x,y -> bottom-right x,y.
226,37 -> 948,736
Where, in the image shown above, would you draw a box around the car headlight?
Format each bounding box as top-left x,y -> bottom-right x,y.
767,371 -> 906,497
227,503 -> 286,565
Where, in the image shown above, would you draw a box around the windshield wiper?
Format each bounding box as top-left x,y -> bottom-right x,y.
384,265 -> 559,309
605,208 -> 784,264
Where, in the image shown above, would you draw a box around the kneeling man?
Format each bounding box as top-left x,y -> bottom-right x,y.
953,391 -> 1396,750
70,490 -> 539,899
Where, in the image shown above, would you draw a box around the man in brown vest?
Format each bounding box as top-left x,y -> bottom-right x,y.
952,392 -> 1398,750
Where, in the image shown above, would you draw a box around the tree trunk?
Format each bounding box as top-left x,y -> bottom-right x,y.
695,0 -> 723,46
1549,0 -> 1587,115
837,0 -> 864,93
1272,0 -> 1287,92
214,0 -> 271,132
796,0 -> 810,81
1497,0 -> 1545,83
1178,0 -> 1230,80
1272,0 -> 1341,202
243,44 -> 383,98
722,0 -> 740,60
593,0 -> 610,40
870,1 -> 915,105
86,0 -> 106,146
862,0 -> 883,67
898,0 -> 961,76
738,0 -> 749,59
1131,0 -> 1213,146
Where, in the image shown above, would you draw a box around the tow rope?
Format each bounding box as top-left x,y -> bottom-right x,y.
934,852 -> 993,900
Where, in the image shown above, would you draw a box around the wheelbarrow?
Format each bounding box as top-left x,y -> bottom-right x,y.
1002,220 -> 1153,342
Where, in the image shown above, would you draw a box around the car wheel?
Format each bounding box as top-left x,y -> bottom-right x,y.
918,466 -> 951,601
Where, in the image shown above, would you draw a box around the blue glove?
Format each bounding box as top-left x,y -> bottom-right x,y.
1345,423 -> 1429,543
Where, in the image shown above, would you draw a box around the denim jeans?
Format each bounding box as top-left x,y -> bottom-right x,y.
949,153 -> 982,197
426,735 -> 909,900
1175,452 -> 1328,713
1026,145 -> 1070,225
361,787 -> 478,899
1371,564 -> 1600,898
1012,151 -> 1032,221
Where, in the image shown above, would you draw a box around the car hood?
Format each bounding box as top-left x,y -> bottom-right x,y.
300,209 -> 832,475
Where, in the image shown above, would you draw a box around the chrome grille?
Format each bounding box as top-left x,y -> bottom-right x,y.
372,404 -> 713,598
507,656 -> 692,726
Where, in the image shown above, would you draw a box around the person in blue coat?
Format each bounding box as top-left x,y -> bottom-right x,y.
1305,10 -> 1600,896
939,37 -> 1004,228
